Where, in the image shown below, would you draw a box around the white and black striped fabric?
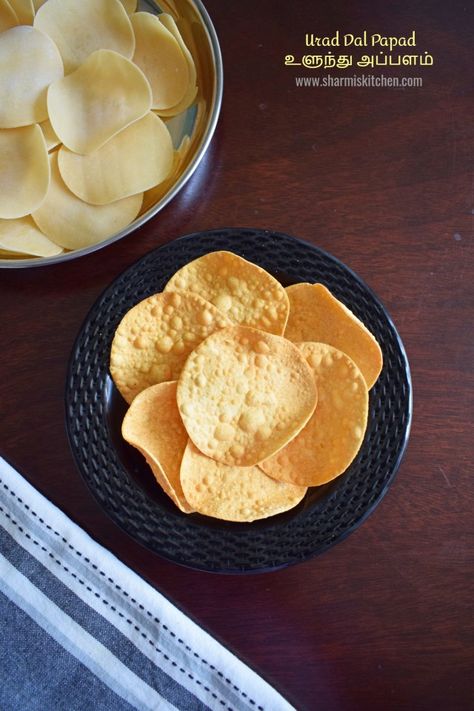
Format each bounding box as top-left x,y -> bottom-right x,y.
0,456 -> 295,711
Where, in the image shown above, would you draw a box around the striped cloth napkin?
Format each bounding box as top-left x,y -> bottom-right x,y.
0,455 -> 295,711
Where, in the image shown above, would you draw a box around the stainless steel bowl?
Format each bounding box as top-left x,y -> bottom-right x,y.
0,0 -> 223,268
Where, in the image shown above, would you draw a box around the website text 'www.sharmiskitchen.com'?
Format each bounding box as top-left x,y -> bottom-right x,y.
295,74 -> 423,88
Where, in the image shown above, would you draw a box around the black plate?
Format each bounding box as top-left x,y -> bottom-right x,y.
65,229 -> 412,573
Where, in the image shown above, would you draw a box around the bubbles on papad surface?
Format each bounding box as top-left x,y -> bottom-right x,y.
180,441 -> 306,522
260,343 -> 368,487
110,291 -> 232,405
285,282 -> 383,389
111,253 -> 383,522
177,325 -> 317,467
165,251 -> 290,335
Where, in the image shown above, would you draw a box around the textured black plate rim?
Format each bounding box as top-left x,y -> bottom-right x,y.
65,228 -> 412,574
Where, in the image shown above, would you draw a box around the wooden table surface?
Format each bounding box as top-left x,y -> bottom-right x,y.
2,1 -> 473,709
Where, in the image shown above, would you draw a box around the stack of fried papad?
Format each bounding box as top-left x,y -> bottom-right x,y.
111,251 -> 383,522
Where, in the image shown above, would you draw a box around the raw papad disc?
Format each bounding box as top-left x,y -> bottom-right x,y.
260,343 -> 369,486
165,251 -> 290,335
0,216 -> 62,257
180,441 -> 306,522
285,283 -> 383,388
140,139 -> 186,214
31,151 -> 143,250
155,13 -> 198,117
47,49 -> 152,155
110,290 -> 232,404
122,382 -> 193,513
58,111 -> 173,204
0,26 -> 63,128
177,326 -> 317,467
131,11 -> 190,112
34,0 -> 135,74
0,124 -> 49,219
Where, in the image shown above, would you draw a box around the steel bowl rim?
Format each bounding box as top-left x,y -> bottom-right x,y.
0,0 -> 224,270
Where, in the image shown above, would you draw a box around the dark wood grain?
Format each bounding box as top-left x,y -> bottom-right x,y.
1,1 -> 473,709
